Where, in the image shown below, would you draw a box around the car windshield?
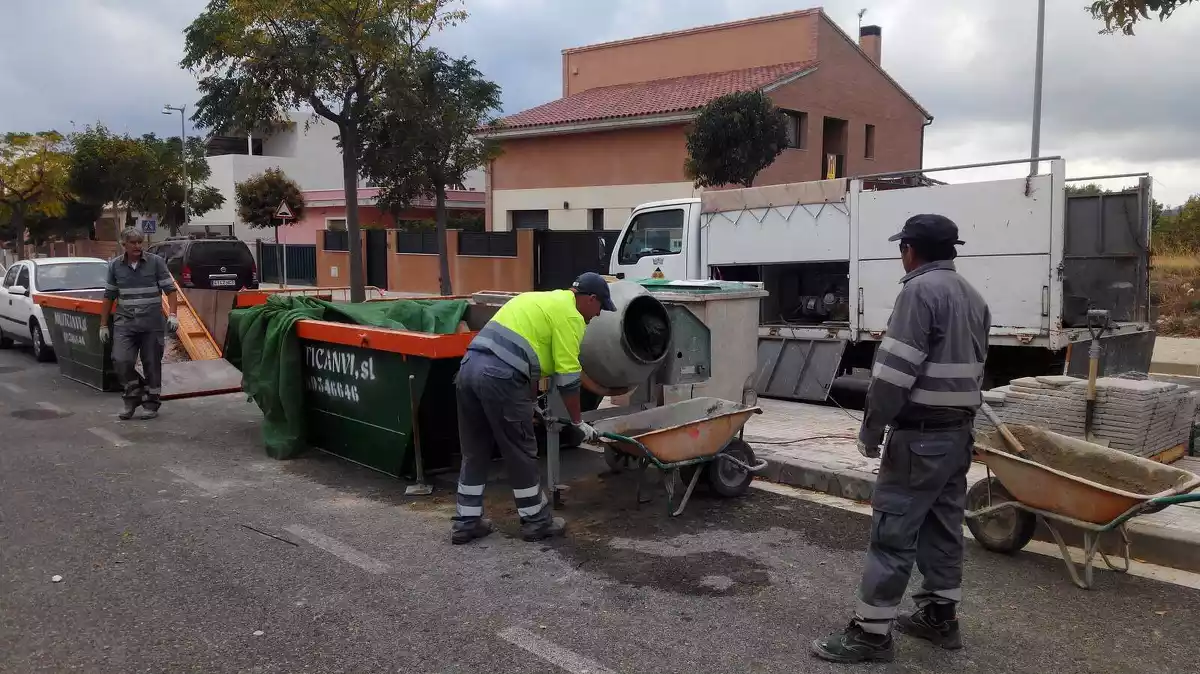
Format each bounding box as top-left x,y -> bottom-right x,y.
35,262 -> 109,292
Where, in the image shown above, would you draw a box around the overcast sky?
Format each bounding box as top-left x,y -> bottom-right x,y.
1,0 -> 1197,204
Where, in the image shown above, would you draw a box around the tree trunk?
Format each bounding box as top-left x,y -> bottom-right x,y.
13,206 -> 25,260
340,123 -> 366,303
435,186 -> 452,296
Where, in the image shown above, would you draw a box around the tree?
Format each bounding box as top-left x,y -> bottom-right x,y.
235,167 -> 305,229
1089,1 -> 1195,34
69,124 -> 154,228
24,200 -> 103,246
133,134 -> 225,234
0,131 -> 72,255
182,0 -> 467,302
361,49 -> 501,295
684,91 -> 789,189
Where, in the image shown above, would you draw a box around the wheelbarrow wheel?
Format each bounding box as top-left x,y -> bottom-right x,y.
604,446 -> 632,473
966,477 -> 1037,554
707,439 -> 756,498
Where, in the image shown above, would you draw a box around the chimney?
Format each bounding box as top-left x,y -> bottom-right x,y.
859,25 -> 882,66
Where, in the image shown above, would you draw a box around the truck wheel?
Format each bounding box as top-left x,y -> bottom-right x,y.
966,477 -> 1037,554
30,322 -> 53,362
706,439 -> 756,498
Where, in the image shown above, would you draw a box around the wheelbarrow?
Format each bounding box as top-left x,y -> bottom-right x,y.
966,424 -> 1200,589
591,397 -> 768,516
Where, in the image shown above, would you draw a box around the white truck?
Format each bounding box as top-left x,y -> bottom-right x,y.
608,158 -> 1156,401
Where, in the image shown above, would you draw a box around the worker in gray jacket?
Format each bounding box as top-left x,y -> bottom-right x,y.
99,227 -> 179,420
813,214 -> 990,664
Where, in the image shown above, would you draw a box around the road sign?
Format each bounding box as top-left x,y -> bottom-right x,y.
141,219 -> 157,234
275,201 -> 295,220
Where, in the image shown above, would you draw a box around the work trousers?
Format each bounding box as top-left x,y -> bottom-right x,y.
112,327 -> 165,411
453,351 -> 549,529
854,425 -> 974,635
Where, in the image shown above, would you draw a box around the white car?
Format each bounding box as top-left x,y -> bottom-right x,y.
0,257 -> 109,361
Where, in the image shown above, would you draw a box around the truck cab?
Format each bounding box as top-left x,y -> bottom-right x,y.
610,198 -> 701,282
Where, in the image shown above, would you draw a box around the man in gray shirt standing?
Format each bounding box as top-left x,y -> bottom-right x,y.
99,227 -> 180,420
813,214 -> 990,664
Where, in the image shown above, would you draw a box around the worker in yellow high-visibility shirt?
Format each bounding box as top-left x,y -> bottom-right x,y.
451,272 -> 615,545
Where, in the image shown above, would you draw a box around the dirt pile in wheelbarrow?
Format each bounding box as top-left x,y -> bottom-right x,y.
981,425 -> 1191,496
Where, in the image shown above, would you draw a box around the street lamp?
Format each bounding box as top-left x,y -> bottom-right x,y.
1029,0 -> 1046,176
162,104 -> 189,231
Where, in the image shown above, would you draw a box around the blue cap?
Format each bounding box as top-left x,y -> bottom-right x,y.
572,272 -> 616,311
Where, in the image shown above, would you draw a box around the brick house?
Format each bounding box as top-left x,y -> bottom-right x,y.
485,8 -> 932,232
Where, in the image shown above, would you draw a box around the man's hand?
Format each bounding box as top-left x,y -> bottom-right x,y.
166,315 -> 179,332
575,421 -> 599,444
857,439 -> 881,459
98,325 -> 111,344
857,426 -> 885,459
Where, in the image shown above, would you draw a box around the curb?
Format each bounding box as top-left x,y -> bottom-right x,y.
761,453 -> 1200,574
1151,361 -> 1200,377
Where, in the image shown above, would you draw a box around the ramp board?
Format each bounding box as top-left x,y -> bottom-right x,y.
755,337 -> 847,402
160,359 -> 243,400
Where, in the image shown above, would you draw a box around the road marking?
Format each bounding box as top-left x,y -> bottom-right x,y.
497,627 -> 616,674
283,525 -> 391,574
0,382 -> 25,394
751,480 -> 1200,590
36,401 -> 67,414
88,427 -> 131,447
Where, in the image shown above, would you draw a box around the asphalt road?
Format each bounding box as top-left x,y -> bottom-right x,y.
2,346 -> 1198,674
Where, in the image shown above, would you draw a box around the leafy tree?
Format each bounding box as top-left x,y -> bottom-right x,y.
684,91 -> 788,189
0,131 -> 72,255
361,49 -> 501,295
1089,1 -> 1195,34
235,167 -> 305,229
24,200 -> 103,246
133,134 -> 225,234
181,0 -> 467,302
1154,196 -> 1200,252
68,124 -> 154,228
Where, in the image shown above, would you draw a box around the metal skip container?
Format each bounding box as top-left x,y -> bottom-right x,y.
578,281 -> 673,393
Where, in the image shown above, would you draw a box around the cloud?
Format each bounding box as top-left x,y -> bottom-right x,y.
2,0 -> 1197,204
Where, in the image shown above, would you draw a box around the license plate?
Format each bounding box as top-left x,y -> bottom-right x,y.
211,279 -> 237,287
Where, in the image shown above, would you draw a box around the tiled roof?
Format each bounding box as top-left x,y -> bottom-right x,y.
498,60 -> 819,130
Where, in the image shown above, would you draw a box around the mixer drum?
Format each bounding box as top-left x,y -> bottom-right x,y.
579,281 -> 672,391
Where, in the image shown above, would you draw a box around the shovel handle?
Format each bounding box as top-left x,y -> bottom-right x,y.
980,402 -> 1026,455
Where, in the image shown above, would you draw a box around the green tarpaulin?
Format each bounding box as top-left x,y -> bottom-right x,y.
225,294 -> 469,459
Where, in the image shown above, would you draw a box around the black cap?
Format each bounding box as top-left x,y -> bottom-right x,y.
572,272 -> 616,311
888,214 -> 965,245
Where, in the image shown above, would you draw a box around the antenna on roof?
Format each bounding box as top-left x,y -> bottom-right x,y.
858,8 -> 867,31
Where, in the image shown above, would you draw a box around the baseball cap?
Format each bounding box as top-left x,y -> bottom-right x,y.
572,272 -> 616,311
887,214 -> 965,246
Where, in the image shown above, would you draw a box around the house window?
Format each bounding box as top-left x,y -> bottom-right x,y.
325,218 -> 347,231
781,110 -> 808,150
589,208 -> 605,231
864,124 -> 876,159
510,210 -> 549,230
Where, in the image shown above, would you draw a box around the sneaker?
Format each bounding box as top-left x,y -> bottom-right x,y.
811,622 -> 895,664
520,516 -> 566,542
118,401 -> 139,421
896,604 -> 963,650
451,519 -> 494,545
139,409 -> 160,420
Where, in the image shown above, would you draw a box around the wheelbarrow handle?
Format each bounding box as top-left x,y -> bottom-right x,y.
1146,492 -> 1200,508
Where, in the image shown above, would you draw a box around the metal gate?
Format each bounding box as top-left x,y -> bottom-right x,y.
257,242 -> 317,285
534,231 -> 620,291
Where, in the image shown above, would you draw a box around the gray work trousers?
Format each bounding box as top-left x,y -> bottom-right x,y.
453,351 -> 549,529
112,327 -> 165,411
854,426 -> 973,635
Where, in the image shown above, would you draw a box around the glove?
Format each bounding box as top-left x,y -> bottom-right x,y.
98,325 -> 111,344
167,315 -> 179,332
575,421 -> 599,444
857,439 -> 881,459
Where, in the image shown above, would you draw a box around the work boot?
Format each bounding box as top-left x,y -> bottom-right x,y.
451,518 -> 494,545
896,603 -> 963,650
139,406 -> 160,421
811,622 -> 895,664
521,516 -> 566,542
117,399 -> 139,421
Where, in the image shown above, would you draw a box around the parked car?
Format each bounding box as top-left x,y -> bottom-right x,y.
0,257 -> 109,361
146,236 -> 259,290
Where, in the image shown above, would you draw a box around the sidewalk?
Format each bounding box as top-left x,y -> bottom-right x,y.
747,398 -> 1200,573
1152,336 -> 1200,377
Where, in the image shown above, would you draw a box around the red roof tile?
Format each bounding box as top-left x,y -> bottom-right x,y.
499,61 -> 819,130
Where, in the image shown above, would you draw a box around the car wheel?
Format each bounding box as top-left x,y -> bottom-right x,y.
0,326 -> 12,349
30,322 -> 53,362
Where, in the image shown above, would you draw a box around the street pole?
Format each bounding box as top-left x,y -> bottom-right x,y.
1029,0 -> 1046,176
162,105 -> 190,232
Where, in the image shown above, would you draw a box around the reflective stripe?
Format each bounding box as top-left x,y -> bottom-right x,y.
158,280 -> 176,289
119,286 -> 160,297
854,599 -> 899,620
855,619 -> 892,636
458,483 -> 485,496
104,283 -> 118,292
928,587 -> 961,602
120,297 -> 161,307
147,388 -> 162,395
469,335 -> 531,378
553,372 -> 581,388
456,505 -> 483,517
512,485 -> 541,499
923,361 -> 984,378
910,388 -> 982,407
880,336 -> 926,365
872,362 -> 916,389
517,496 -> 547,517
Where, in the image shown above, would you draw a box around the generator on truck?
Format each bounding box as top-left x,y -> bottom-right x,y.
608,157 -> 1156,402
